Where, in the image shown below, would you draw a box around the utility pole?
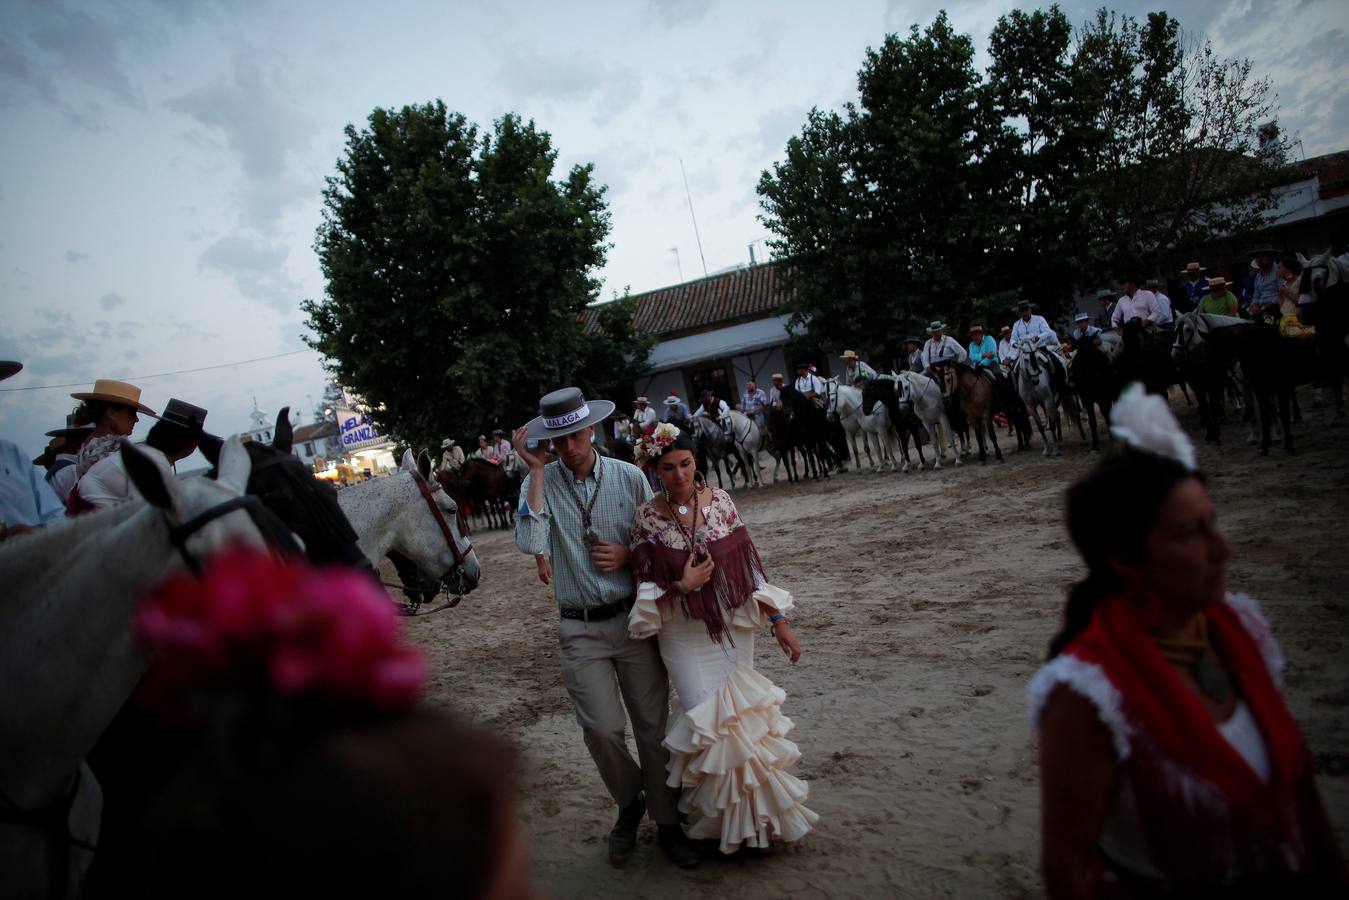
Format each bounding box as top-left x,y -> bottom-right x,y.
679,157 -> 709,278
669,246 -> 684,283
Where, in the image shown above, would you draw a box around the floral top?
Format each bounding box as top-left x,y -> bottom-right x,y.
630,486 -> 740,550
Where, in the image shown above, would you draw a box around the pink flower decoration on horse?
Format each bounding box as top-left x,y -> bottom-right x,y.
137,547 -> 427,713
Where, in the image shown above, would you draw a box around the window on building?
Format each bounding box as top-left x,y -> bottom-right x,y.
264,430 -> 272,442
305,442 -> 315,456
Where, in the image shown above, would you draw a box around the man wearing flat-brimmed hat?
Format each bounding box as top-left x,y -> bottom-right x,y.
1095,289 -> 1117,330
631,395 -> 658,432
920,321 -> 966,373
840,349 -> 877,386
1247,246 -> 1281,320
1010,301 -> 1067,396
1111,276 -> 1160,330
661,391 -> 690,425
42,414 -> 95,507
1199,276 -> 1239,317
0,361 -> 66,538
510,388 -> 698,869
902,336 -> 924,374
74,398 -> 207,513
440,438 -> 465,471
1177,262 -> 1209,314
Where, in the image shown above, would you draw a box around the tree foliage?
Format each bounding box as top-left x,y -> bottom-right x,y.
759,5 -> 1288,353
303,101 -> 633,448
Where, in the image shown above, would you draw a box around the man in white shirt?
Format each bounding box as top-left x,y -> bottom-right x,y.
920,322 -> 967,372
1146,278 -> 1174,329
840,350 -> 877,385
793,362 -> 826,407
1111,277 -> 1160,329
996,325 -> 1017,371
1010,301 -> 1066,396
631,397 -> 658,432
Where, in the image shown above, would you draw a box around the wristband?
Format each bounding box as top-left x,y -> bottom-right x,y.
768,614 -> 786,626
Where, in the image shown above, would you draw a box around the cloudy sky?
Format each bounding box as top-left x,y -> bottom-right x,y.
2,0 -> 1345,458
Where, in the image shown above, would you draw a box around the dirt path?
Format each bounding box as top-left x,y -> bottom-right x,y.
402,394 -> 1349,899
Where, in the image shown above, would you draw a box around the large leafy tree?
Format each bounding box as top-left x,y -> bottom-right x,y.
760,7 -> 1288,349
1067,10 -> 1287,275
303,102 -> 617,448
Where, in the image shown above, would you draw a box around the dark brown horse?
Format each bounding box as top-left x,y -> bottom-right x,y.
1068,340 -> 1117,452
453,458 -> 519,530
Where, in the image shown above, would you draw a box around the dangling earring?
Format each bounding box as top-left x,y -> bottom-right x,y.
693,471 -> 707,493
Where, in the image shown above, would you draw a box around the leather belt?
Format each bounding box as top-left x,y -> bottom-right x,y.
560,596 -> 634,622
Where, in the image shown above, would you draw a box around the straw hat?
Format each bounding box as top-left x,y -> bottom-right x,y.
69,379 -> 156,415
1180,262 -> 1205,275
634,396 -> 650,405
440,438 -> 455,448
841,350 -> 859,360
969,323 -> 985,333
998,326 -> 1011,336
770,373 -> 784,380
1207,276 -> 1228,290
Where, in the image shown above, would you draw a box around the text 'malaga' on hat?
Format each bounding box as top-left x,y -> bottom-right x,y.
522,387 -> 615,441
70,379 -> 158,416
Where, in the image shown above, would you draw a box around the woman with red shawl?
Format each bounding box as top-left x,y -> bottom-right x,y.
1029,385 -> 1346,897
627,423 -> 817,856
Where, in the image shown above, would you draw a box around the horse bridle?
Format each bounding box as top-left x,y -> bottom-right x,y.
166,493 -> 303,574
408,468 -> 472,583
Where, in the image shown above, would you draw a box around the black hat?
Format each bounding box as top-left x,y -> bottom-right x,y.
903,336 -> 922,345
1248,246 -> 1278,257
522,387 -> 615,440
1016,300 -> 1036,310
45,413 -> 96,439
159,398 -> 208,433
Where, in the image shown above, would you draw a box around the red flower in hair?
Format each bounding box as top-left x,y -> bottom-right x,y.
137,548 -> 427,713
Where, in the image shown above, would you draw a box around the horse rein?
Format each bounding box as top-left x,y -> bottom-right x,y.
166,494 -> 303,574
409,468 -> 471,575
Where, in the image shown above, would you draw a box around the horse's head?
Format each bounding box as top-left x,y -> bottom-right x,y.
201,407 -> 366,569
127,436 -> 291,569
391,449 -> 480,596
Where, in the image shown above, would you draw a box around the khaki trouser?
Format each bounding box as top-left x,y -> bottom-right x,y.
558,613 -> 680,824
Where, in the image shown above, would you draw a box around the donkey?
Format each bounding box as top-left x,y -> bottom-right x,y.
0,439 -> 281,900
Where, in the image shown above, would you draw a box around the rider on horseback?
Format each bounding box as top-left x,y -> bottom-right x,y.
694,389 -> 732,437
1010,300 -> 1067,398
794,361 -> 827,409
840,350 -> 877,386
921,321 -> 968,396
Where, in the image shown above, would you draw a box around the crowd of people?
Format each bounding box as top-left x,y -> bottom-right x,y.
0,368 -> 212,540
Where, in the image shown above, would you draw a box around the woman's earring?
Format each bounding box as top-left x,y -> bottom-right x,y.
694,471 -> 708,492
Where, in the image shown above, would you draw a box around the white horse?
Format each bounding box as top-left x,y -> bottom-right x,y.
724,409 -> 766,487
831,381 -> 897,473
1014,340 -> 1063,457
337,450 -> 481,594
0,438 -> 275,900
895,371 -> 961,470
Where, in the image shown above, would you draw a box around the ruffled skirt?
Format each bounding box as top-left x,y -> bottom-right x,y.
629,583 -> 819,854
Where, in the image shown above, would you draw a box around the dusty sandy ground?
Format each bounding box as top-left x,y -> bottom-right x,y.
399,391 -> 1349,899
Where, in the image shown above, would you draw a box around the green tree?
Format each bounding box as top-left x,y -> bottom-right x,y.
1067,10 -> 1287,276
303,102 -> 613,449
759,12 -> 988,359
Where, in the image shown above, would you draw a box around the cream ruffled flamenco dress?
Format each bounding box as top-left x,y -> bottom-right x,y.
629,581 -> 819,854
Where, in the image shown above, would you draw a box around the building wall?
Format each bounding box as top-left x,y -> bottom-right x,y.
629,341 -> 792,415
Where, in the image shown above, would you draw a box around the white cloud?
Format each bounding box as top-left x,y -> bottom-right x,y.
99,291 -> 126,310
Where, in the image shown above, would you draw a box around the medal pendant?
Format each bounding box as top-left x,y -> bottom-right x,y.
584,528 -> 600,545
677,504 -> 689,516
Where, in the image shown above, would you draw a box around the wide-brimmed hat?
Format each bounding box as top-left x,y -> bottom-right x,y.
1248,246 -> 1278,258
522,387 -> 615,440
903,335 -> 922,344
770,372 -> 784,380
159,398 -> 207,432
440,438 -> 455,448
45,413 -> 96,439
662,394 -> 681,406
70,379 -> 157,415
1145,278 -> 1163,290
969,323 -> 985,333
793,359 -> 811,368
634,396 -> 649,405
0,361 -> 21,382
927,321 -> 946,333
1096,288 -> 1115,301
1074,313 -> 1090,323
998,326 -> 1011,336
1208,276 -> 1229,290
841,350 -> 859,360
1016,300 -> 1037,311
1180,262 -> 1205,275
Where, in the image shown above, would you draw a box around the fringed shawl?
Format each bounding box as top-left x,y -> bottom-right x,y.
629,491 -> 766,645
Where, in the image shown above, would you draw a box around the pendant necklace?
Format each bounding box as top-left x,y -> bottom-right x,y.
560,451 -> 604,544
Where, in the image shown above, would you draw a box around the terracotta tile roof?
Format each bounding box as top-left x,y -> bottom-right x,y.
584,263 -> 789,338
1300,150 -> 1349,195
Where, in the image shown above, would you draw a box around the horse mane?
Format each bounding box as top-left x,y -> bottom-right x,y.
0,500 -> 149,606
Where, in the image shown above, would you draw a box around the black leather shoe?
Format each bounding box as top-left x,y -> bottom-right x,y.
607,794 -> 645,866
657,824 -> 702,869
